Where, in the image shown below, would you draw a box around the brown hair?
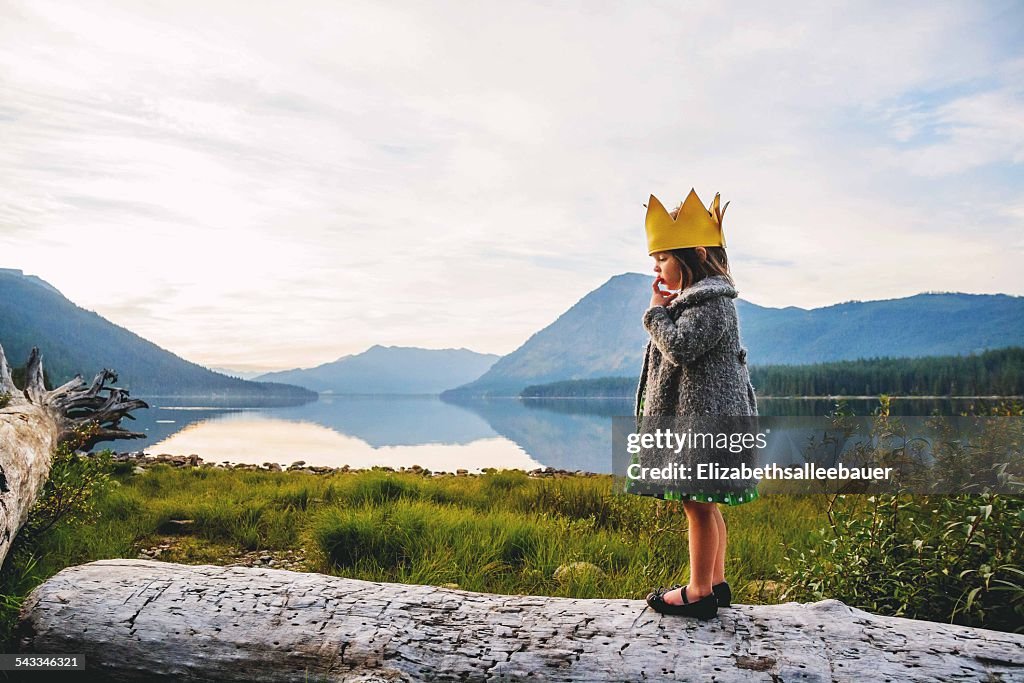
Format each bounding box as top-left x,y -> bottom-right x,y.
666,203 -> 734,290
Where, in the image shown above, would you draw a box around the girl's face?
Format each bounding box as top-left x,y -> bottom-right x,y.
652,251 -> 683,290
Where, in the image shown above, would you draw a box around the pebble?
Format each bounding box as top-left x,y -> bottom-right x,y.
136,537 -> 310,572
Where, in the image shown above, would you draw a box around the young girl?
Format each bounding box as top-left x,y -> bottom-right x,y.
632,188 -> 760,620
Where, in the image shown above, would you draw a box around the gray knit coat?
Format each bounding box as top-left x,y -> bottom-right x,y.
631,274 -> 759,497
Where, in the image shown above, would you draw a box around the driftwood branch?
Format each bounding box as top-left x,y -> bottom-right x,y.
0,342 -> 148,567
4,344 -> 149,448
16,559 -> 1024,682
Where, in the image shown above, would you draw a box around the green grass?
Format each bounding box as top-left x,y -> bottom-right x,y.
0,462 -> 833,653
1,464 -> 825,608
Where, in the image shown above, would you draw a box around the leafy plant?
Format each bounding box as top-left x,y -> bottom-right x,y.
778,493 -> 1024,632
0,423 -> 116,647
15,437 -> 115,546
777,399 -> 1024,633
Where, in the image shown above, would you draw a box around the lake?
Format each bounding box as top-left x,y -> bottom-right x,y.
92,395 -> 996,474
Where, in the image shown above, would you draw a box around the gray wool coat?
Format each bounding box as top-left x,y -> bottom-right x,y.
634,274 -> 758,421
631,274 -> 760,498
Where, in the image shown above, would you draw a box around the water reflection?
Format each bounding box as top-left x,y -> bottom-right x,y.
92,394 -> 996,473
148,413 -> 538,472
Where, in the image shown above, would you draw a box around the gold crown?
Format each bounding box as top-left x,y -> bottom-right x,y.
644,188 -> 729,255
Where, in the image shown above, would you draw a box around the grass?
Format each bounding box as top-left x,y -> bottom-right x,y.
2,464 -> 825,613
0,460 -> 833,656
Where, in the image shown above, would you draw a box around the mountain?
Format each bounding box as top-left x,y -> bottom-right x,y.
0,268 -> 316,401
253,344 -> 500,394
208,367 -> 271,381
443,273 -> 1024,397
736,292 -> 1024,364
444,273 -> 651,397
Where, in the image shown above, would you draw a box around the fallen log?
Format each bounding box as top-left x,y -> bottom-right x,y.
0,342 -> 147,566
16,558 -> 1024,682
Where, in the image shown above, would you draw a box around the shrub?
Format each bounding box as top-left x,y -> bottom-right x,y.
778,493 -> 1024,633
0,433 -> 116,646
16,444 -> 115,546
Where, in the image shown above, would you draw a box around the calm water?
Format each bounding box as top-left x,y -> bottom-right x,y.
93,395 -> 999,474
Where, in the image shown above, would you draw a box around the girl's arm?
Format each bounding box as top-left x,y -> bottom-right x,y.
642,298 -> 729,366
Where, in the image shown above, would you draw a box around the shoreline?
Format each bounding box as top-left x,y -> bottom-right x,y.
98,450 -> 604,478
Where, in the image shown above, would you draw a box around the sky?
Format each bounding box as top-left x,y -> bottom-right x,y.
1,0 -> 1022,373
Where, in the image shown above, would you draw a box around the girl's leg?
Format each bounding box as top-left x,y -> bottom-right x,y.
662,499 -> 717,605
712,504 -> 727,585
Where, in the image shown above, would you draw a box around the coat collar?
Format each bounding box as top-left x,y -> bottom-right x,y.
666,274 -> 738,309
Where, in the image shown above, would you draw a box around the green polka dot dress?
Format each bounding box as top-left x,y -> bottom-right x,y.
627,387 -> 760,505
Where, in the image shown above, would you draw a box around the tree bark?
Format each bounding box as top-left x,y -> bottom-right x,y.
0,342 -> 148,567
16,558 -> 1024,682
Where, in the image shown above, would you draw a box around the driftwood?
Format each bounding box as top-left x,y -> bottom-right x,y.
16,558 -> 1024,682
0,342 -> 147,566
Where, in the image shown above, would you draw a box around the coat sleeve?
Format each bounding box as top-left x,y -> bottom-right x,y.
642,298 -> 728,366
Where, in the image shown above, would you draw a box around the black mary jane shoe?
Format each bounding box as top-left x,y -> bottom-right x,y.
664,581 -> 732,607
645,585 -> 718,620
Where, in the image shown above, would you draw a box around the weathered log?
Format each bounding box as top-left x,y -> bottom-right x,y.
16,558 -> 1024,682
0,342 -> 148,566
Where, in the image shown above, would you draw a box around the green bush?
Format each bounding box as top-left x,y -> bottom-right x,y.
778,493 -> 1024,633
0,439 -> 116,646
16,446 -> 115,545
775,396 -> 1024,634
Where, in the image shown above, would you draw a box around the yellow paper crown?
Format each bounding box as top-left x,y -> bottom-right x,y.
644,188 -> 729,255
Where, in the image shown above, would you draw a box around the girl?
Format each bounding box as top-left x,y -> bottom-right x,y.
632,188 -> 760,620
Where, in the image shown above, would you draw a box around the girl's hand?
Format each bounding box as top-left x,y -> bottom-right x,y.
650,277 -> 678,308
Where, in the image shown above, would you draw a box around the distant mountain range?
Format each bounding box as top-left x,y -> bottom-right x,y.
443,273 -> 1024,397
0,268 -> 315,401
253,345 -> 500,394
209,367 -> 270,381
4,267 -> 1021,400
737,289 -> 1024,365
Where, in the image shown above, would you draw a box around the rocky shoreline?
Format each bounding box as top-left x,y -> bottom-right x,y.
98,450 -> 603,478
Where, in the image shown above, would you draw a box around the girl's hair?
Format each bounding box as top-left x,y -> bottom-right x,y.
666,203 -> 734,290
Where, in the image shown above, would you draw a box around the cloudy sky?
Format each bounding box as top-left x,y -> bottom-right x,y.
1,0 -> 1021,373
